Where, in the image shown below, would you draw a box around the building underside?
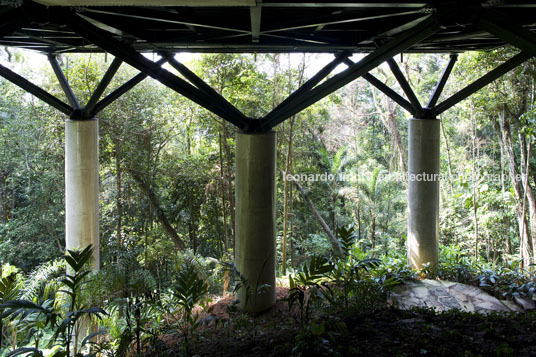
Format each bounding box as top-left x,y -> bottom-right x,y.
1,0 -> 536,312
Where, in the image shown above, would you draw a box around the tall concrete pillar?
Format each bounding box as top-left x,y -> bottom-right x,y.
65,118 -> 100,268
407,118 -> 440,269
235,131 -> 276,313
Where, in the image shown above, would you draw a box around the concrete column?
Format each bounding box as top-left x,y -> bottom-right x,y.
65,118 -> 100,268
235,131 -> 276,313
407,118 -> 440,269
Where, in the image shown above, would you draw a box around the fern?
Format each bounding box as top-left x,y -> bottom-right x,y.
20,259 -> 64,301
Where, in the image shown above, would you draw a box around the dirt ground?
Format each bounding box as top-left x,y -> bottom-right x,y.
151,287 -> 536,356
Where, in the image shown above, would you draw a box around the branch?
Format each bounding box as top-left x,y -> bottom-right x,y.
127,168 -> 186,250
285,171 -> 343,255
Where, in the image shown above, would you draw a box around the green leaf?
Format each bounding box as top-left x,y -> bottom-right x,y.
311,322 -> 325,336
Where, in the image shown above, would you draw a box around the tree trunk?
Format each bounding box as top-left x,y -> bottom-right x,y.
218,132 -> 228,253
371,214 -> 376,250
471,108 -> 479,259
0,172 -> 7,223
496,111 -> 532,266
357,201 -> 362,241
128,168 -> 186,250
282,117 -> 295,275
441,120 -> 455,194
289,177 -> 295,269
518,133 -> 536,264
221,123 -> 236,249
291,176 -> 343,255
495,119 -> 512,254
115,139 -> 123,262
370,83 -> 406,173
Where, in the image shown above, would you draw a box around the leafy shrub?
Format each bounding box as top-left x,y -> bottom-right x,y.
0,245 -> 107,356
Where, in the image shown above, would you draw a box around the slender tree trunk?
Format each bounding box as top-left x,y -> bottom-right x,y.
289,176 -> 295,269
218,132 -> 228,252
115,139 -> 123,262
291,176 -> 343,255
357,201 -> 362,241
495,118 -> 512,254
189,222 -> 197,254
519,133 -> 536,263
222,123 -> 236,249
331,192 -> 336,235
497,111 -> 532,266
371,214 -> 376,250
128,168 -> 186,250
370,86 -> 407,173
471,108 -> 479,259
0,173 -> 7,223
282,117 -> 295,275
441,120 -> 455,194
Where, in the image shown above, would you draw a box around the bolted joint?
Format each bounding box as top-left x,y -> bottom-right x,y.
243,118 -> 270,133
70,108 -> 92,120
417,108 -> 437,120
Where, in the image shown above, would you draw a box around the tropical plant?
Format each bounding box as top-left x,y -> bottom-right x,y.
0,246 -> 107,356
0,272 -> 19,351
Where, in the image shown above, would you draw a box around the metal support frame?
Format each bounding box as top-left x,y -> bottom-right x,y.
387,58 -> 423,115
48,55 -> 81,110
434,52 -> 532,115
259,14 -> 439,129
343,57 -> 414,114
427,54 -> 457,109
1,4 -> 533,132
262,52 -> 351,128
342,48 -> 529,120
0,7 -> 22,39
68,12 -> 250,129
84,56 -> 122,115
478,11 -> 536,58
0,53 -> 163,120
162,52 -> 248,124
93,58 -> 167,115
0,63 -> 72,115
365,72 -> 415,114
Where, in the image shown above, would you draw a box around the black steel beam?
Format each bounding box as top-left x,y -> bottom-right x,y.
261,15 -> 439,128
435,51 -> 532,116
81,8 -> 250,35
48,55 -> 80,110
263,52 -> 350,127
0,63 -> 72,115
478,11 -> 536,58
364,73 -> 415,114
427,54 -> 457,109
386,58 -> 422,114
93,58 -> 167,115
0,23 -> 23,40
84,56 -> 122,115
344,57 -> 415,113
260,9 -> 422,35
0,7 -> 23,39
68,13 -> 249,129
340,60 -> 418,116
161,52 -> 248,124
